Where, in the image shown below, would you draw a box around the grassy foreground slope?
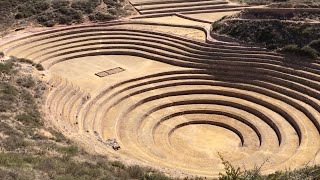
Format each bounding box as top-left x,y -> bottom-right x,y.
0,58 -> 171,180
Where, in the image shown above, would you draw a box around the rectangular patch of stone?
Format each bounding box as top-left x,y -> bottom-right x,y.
95,67 -> 125,77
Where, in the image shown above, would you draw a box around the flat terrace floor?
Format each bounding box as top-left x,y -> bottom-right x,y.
50,55 -> 183,96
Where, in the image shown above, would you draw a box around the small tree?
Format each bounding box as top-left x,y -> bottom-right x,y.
218,153 -> 242,180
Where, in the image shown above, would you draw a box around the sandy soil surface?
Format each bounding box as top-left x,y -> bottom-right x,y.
50,55 -> 180,96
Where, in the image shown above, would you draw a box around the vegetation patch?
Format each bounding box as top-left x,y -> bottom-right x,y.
279,44 -> 319,59
0,0 -> 135,36
239,9 -> 320,21
218,155 -> 320,180
236,0 -> 320,6
212,18 -> 320,59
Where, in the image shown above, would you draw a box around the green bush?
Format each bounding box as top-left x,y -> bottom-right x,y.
0,168 -> 34,180
2,0 -> 130,29
104,0 -> 119,7
89,12 -> 115,21
37,12 -> 57,27
218,154 -> 242,180
280,44 -> 319,59
127,165 -> 144,179
16,77 -> 35,88
15,1 -> 50,19
213,19 -> 320,52
0,103 -> 15,112
111,161 -> 126,169
34,1 -> 50,11
2,136 -> 29,151
71,0 -> 98,14
35,63 -> 44,71
57,7 -> 82,24
0,61 -> 14,73
21,89 -> 36,105
14,58 -> 33,64
59,146 -> 79,156
57,14 -> 73,24
144,172 -> 171,180
301,45 -> 319,59
1,93 -> 17,102
52,0 -> 70,9
15,112 -> 41,127
0,153 -> 27,167
212,21 -> 222,31
1,83 -> 18,96
0,122 -> 19,136
281,44 -> 300,51
309,39 -> 320,52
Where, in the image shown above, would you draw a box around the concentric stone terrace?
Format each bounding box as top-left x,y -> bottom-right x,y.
1,17 -> 320,177
129,0 -> 248,17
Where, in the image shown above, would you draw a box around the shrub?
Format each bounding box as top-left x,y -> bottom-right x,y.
35,1 -> 50,11
52,0 -> 70,9
301,45 -> 319,59
35,157 -> 61,173
0,61 -> 14,73
58,14 -> 73,24
2,136 -> 29,151
21,89 -> 36,106
212,21 -> 222,31
59,146 -> 79,156
127,165 -> 144,179
104,0 -> 119,7
111,161 -> 126,169
14,58 -> 33,64
213,19 -> 320,52
15,4 -> 36,19
35,63 -> 44,71
37,12 -> 57,27
0,51 -> 4,57
0,169 -> 21,180
144,172 -> 171,180
16,77 -> 35,88
14,0 -> 49,20
281,44 -> 300,52
89,12 -> 115,21
0,153 -> 26,167
1,83 -> 18,96
15,112 -> 41,127
71,0 -> 98,14
47,129 -> 68,143
280,44 -> 318,59
0,102 -> 15,112
57,7 -> 82,24
1,93 -> 17,102
0,122 -> 18,136
218,154 -> 242,180
309,39 -> 320,52
108,8 -> 118,16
